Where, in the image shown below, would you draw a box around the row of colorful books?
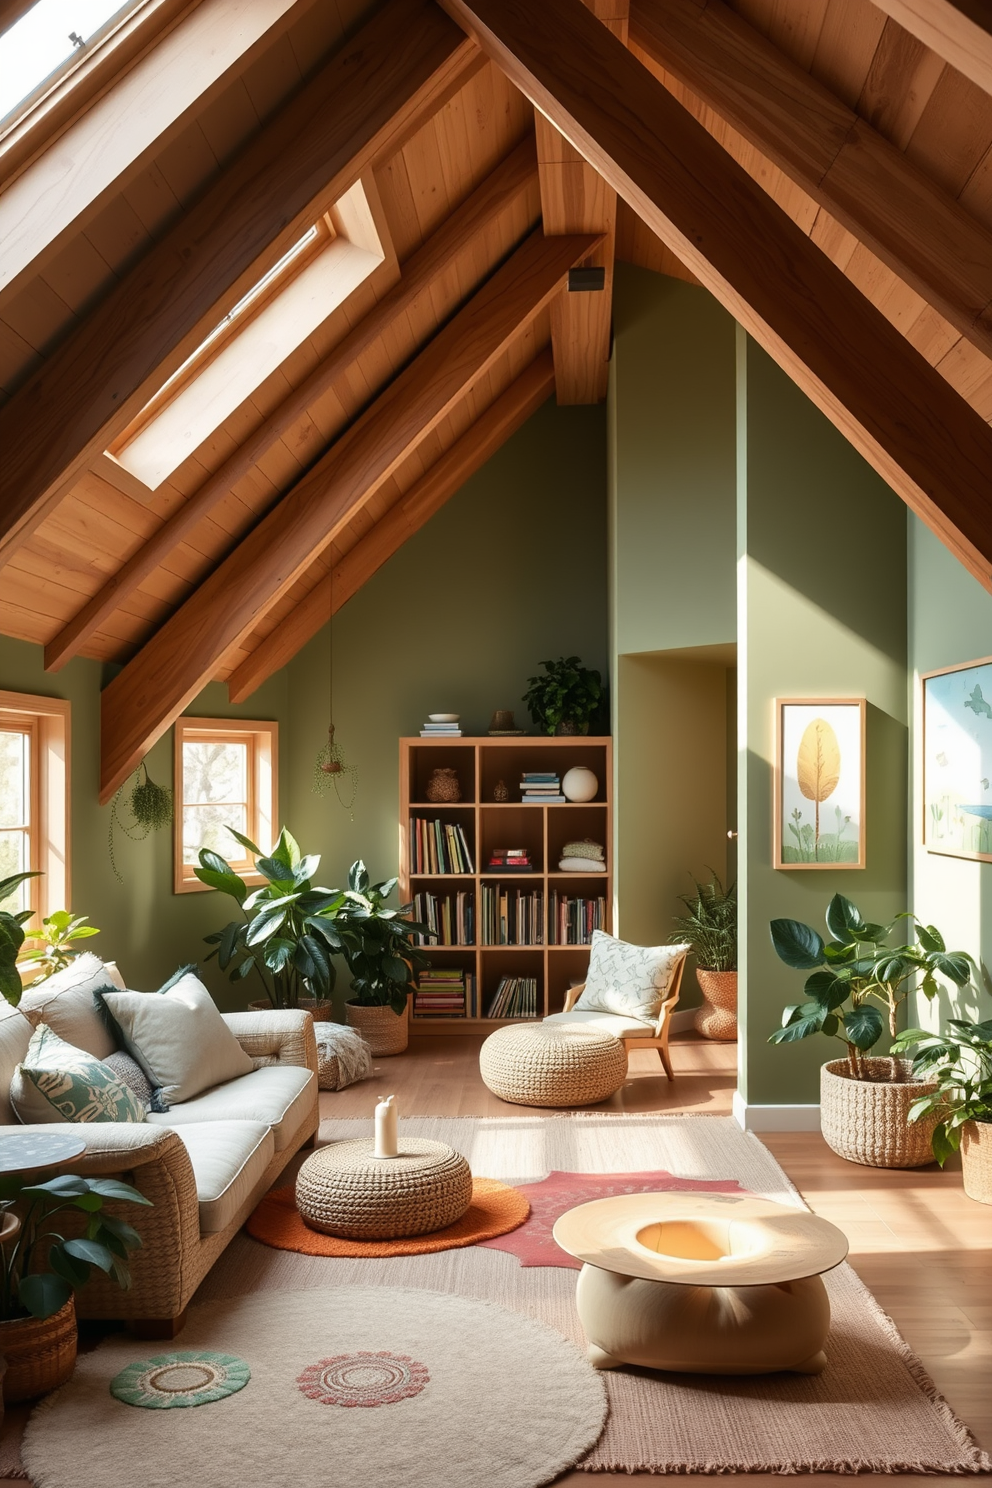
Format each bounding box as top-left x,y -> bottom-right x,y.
480,884 -> 544,946
520,771 -> 565,804
412,968 -> 477,1018
411,890 -> 474,946
485,976 -> 538,1019
409,817 -> 475,874
547,891 -> 607,945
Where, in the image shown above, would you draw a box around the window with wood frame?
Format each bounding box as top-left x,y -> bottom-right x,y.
174,718 -> 277,893
0,691 -> 70,925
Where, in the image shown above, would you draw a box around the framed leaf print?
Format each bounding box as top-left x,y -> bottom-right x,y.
774,699 -> 866,870
923,656 -> 992,864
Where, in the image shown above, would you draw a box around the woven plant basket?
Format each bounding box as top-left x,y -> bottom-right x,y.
345,998 -> 409,1056
820,1058 -> 938,1168
694,970 -> 738,1040
0,1297 -> 76,1403
961,1119 -> 992,1205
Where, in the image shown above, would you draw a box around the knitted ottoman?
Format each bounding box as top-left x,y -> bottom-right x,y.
296,1137 -> 472,1239
480,1023 -> 627,1108
312,1022 -> 372,1091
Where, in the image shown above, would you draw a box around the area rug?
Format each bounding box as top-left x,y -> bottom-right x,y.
22,1286 -> 607,1488
248,1175 -> 530,1256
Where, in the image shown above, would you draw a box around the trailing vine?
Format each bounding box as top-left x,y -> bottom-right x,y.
109,762 -> 174,883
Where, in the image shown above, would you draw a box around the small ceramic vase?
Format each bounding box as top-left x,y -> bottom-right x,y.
562,766 -> 598,802
493,779 -> 510,802
490,709 -> 515,731
425,767 -> 462,803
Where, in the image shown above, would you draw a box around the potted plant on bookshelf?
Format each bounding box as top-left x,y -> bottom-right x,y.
671,872 -> 737,1040
891,1016 -> 992,1203
339,861 -> 430,1056
523,656 -> 604,736
768,894 -> 975,1167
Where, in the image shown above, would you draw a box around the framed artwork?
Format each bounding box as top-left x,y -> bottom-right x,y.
923,656 -> 992,864
774,699 -> 866,870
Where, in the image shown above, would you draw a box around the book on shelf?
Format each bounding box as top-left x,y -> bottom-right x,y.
488,848 -> 532,871
413,967 -> 477,1018
410,817 -> 475,874
485,975 -> 538,1019
522,794 -> 566,803
481,883 -> 544,945
412,889 -> 474,946
420,727 -> 462,736
548,890 -> 607,945
520,772 -> 559,782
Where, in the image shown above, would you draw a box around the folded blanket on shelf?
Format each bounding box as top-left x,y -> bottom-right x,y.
561,839 -> 605,861
557,857 -> 607,873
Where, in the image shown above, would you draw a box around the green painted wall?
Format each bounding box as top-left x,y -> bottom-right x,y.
737,332 -> 909,1105
908,517 -> 992,1027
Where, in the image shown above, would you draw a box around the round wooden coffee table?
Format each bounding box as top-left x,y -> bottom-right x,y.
553,1191 -> 849,1376
296,1138 -> 472,1240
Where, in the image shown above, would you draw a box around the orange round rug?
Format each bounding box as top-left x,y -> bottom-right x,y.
247,1178 -> 530,1257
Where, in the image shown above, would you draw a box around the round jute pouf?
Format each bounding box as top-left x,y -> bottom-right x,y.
23,1287 -> 607,1488
296,1138 -> 472,1239
480,1022 -> 627,1108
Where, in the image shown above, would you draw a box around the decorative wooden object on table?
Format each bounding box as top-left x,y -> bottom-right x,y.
295,1137 -> 472,1239
400,735 -> 612,1033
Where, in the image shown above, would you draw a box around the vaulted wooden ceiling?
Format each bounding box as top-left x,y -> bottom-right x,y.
0,0 -> 989,801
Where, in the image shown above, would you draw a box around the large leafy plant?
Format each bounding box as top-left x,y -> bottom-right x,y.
0,1173 -> 149,1322
768,894 -> 974,1078
0,870 -> 41,1007
522,656 -> 604,735
891,1016 -> 992,1165
197,827 -> 348,1009
338,861 -> 429,1016
671,872 -> 736,972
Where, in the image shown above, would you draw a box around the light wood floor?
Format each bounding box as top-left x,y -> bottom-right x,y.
4,1033 -> 988,1487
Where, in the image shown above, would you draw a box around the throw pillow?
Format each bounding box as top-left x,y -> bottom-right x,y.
10,1024 -> 146,1125
573,931 -> 687,1026
95,970 -> 253,1107
103,1051 -> 153,1107
17,952 -> 120,1059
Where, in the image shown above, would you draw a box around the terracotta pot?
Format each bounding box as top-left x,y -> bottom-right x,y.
961,1119 -> 992,1204
0,1297 -> 76,1403
345,998 -> 409,1056
820,1058 -> 938,1168
693,969 -> 737,1040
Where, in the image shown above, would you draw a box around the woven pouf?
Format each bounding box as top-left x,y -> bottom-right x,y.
480,1023 -> 627,1108
296,1138 -> 472,1240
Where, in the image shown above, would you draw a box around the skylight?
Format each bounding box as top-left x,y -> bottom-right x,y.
0,0 -> 144,127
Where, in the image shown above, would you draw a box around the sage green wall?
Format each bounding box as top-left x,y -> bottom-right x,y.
908,517 -> 992,1027
737,331 -> 909,1105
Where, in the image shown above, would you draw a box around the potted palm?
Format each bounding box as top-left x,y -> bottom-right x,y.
338,862 -> 430,1056
768,894 -> 974,1167
671,873 -> 737,1039
892,1017 -> 992,1203
523,656 -> 604,736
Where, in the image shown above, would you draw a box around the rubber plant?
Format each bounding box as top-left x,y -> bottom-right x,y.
768,894 -> 974,1078
337,860 -> 430,1016
891,1016 -> 992,1165
522,656 -> 604,736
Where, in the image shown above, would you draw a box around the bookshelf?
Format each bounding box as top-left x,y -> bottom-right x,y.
400,736 -> 613,1035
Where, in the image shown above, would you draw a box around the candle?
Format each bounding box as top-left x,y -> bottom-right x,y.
374,1095 -> 398,1158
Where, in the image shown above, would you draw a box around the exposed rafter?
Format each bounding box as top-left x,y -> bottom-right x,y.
99,228 -> 597,799
438,0 -> 992,596
868,0 -> 992,99
0,0 -> 477,567
228,350 -> 556,702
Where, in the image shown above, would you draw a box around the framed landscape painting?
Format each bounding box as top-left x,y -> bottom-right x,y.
923,656 -> 992,864
774,699 -> 866,870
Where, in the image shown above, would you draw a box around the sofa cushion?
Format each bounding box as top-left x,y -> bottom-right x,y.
146,1064 -> 315,1152
0,1006 -> 38,1124
18,953 -> 120,1060
572,931 -> 686,1026
10,1024 -> 146,1125
97,971 -> 253,1107
169,1120 -> 274,1234
543,1008 -> 663,1039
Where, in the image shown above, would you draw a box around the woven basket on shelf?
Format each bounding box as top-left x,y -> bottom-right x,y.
345,999 -> 409,1056
480,1023 -> 627,1108
820,1058 -> 938,1169
0,1297 -> 76,1403
961,1120 -> 992,1205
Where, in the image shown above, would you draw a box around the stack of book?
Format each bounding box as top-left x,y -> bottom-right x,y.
548,891 -> 607,945
419,720 -> 462,737
485,976 -> 538,1019
481,884 -> 544,945
409,818 -> 475,874
413,967 -> 476,1018
412,890 -> 474,946
487,847 -> 532,872
520,771 -> 565,803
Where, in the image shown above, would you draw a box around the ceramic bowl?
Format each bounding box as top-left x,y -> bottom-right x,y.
428,713 -> 460,723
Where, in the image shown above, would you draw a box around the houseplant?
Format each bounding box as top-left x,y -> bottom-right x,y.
17,911 -> 100,985
891,1016 -> 992,1203
671,872 -> 737,1040
197,826 -> 349,1017
523,656 -> 604,736
339,860 -> 429,1056
768,894 -> 974,1167
0,1171 -> 149,1401
0,870 -> 40,1006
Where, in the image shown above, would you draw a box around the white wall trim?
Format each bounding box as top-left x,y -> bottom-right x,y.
670,1008 -> 697,1033
732,1090 -> 821,1132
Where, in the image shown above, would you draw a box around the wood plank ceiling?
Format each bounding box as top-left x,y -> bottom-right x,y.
0,0 -> 989,796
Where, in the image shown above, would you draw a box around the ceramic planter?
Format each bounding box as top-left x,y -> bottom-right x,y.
961,1119 -> 992,1204
693,970 -> 737,1040
0,1297 -> 76,1403
345,998 -> 409,1055
820,1058 -> 938,1168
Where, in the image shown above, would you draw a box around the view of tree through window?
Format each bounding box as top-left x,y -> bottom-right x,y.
0,729 -> 31,913
182,738 -> 249,866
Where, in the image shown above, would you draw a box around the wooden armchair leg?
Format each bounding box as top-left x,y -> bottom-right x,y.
658,1043 -> 674,1080
129,1309 -> 188,1340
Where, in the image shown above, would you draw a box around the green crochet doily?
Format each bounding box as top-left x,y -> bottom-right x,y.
110,1350 -> 250,1409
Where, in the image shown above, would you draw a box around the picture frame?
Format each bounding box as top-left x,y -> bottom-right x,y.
774,698 -> 866,870
922,655 -> 992,864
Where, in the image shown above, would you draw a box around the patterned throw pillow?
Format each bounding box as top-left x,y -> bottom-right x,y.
10,1024 -> 146,1125
573,931 -> 688,1026
103,1050 -> 153,1107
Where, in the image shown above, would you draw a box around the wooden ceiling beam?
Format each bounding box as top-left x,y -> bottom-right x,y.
44,137 -> 540,673
868,0 -> 992,99
629,0 -> 992,363
228,350 -> 555,702
99,228 -> 597,800
0,0 -> 477,568
438,0 -> 992,596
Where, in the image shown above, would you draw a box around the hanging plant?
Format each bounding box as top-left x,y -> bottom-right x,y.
313,725 -> 358,816
109,762 -> 173,883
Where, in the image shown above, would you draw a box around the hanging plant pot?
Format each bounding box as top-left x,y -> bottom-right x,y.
961,1120 -> 992,1205
345,999 -> 409,1056
693,970 -> 737,1040
0,1298 -> 77,1403
820,1059 -> 938,1168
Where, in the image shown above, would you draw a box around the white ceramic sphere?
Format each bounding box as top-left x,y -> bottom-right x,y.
562,765 -> 598,802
